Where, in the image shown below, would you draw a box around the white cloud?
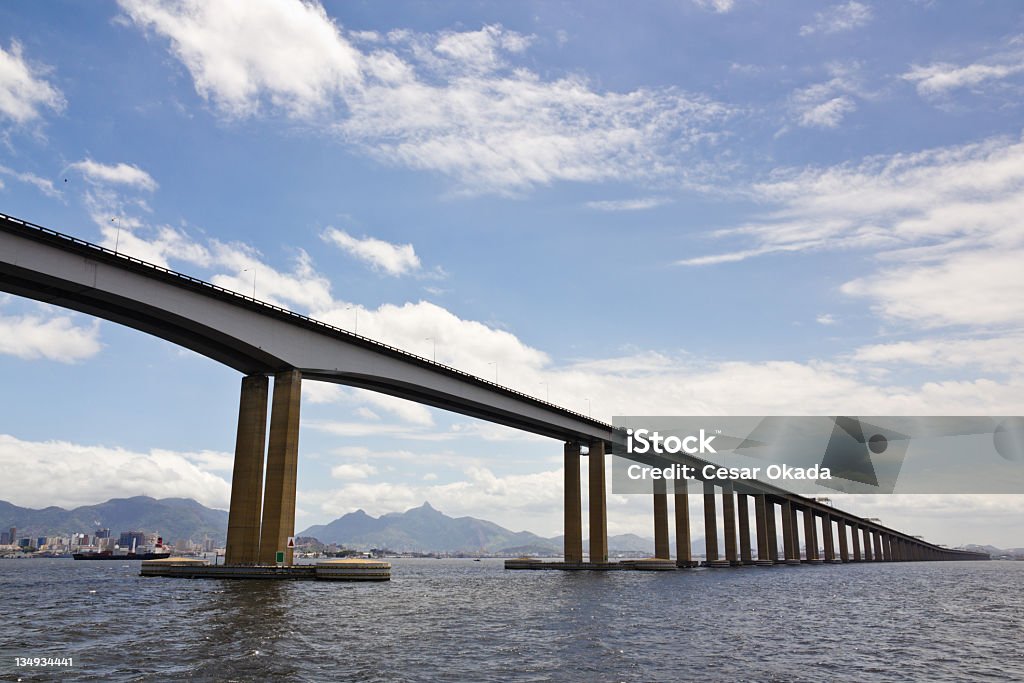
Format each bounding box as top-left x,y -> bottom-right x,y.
789,64 -> 866,129
0,165 -> 60,198
118,0 -> 362,118
584,197 -> 669,211
0,40 -> 65,124
70,159 -> 158,191
692,0 -> 736,13
903,49 -> 1024,97
0,434 -> 230,509
0,310 -> 101,362
816,313 -> 837,326
799,2 -> 872,36
852,335 -> 1024,372
321,227 -> 421,276
330,462 -> 378,480
118,1 -> 731,194
678,134 -> 1024,331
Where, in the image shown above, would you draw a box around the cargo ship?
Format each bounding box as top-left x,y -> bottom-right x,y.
72,550 -> 172,560
73,536 -> 171,561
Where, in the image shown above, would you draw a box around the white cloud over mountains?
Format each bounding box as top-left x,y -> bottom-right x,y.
117,0 -> 730,194
0,434 -> 231,510
0,40 -> 64,125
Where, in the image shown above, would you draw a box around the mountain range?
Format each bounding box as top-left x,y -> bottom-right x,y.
0,496 -> 228,544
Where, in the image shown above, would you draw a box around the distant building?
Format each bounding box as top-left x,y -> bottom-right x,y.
8,528 -> 15,544
18,538 -> 30,549
118,531 -> 146,549
0,532 -> 9,545
37,537 -> 46,548
94,528 -> 111,540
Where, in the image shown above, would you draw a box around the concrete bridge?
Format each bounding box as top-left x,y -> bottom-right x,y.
0,211 -> 989,568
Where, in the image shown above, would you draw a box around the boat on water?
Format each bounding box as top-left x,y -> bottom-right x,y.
73,550 -> 171,561
73,535 -> 170,561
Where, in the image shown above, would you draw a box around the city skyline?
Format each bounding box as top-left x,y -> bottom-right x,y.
2,1 -> 1024,547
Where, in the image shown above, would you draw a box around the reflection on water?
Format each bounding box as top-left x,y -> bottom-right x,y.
1,558 -> 1021,681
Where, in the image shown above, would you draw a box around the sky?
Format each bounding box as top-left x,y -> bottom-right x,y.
1,0 -> 1023,548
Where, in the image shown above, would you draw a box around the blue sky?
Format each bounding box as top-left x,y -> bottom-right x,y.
1,0 -> 1023,547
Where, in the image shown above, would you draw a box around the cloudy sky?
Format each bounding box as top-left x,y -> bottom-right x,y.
1,0 -> 1023,548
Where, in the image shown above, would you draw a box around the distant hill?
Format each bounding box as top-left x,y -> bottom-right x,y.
0,497 -> 228,544
300,502 -> 560,554
300,502 -> 700,555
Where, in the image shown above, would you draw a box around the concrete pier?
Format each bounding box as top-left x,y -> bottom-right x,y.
588,440 -> 608,564
754,495 -> 773,565
803,508 -> 823,564
823,513 -> 839,563
837,518 -> 849,562
564,442 -> 583,564
704,482 -> 728,567
765,499 -> 779,564
653,479 -> 670,560
259,369 -> 302,566
737,494 -> 753,565
722,483 -> 740,566
225,375 -> 269,566
852,523 -> 862,561
674,484 -> 696,568
782,500 -> 800,564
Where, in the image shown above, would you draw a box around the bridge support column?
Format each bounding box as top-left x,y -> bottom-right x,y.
765,499 -> 779,563
564,442 -> 583,564
588,440 -> 608,564
703,481 -> 719,564
754,495 -> 772,565
862,528 -> 873,561
723,483 -> 739,566
674,481 -> 693,567
803,508 -> 818,563
873,531 -> 883,561
852,524 -> 862,561
258,369 -> 302,566
653,479 -> 670,560
837,518 -> 849,562
823,513 -> 836,563
737,494 -> 753,565
781,500 -> 799,564
225,374 -> 269,566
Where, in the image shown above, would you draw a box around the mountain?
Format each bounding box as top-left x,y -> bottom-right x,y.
300,502 -> 709,555
0,497 -> 228,544
300,502 -> 560,553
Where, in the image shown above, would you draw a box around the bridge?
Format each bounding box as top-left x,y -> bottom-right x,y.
0,211 -> 988,569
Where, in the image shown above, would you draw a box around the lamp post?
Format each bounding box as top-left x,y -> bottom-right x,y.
346,305 -> 359,335
110,217 -> 121,255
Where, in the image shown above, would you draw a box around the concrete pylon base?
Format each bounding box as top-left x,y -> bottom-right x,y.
703,560 -> 732,568
785,559 -> 802,565
754,559 -> 776,566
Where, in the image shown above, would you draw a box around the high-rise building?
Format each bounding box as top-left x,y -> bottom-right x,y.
118,531 -> 147,549
8,527 -> 15,544
37,537 -> 46,548
0,532 -> 9,545
94,528 -> 111,540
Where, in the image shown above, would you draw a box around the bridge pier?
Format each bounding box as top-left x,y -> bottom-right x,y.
653,479 -> 670,560
703,482 -> 726,566
225,375 -> 269,565
722,483 -> 740,566
754,495 -> 773,565
737,494 -> 753,565
872,530 -> 884,561
852,523 -> 863,561
588,440 -> 608,564
837,517 -> 849,562
765,498 -> 779,563
781,500 -> 799,564
564,442 -> 583,564
803,508 -> 821,564
258,369 -> 303,566
823,513 -> 838,563
674,482 -> 695,567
